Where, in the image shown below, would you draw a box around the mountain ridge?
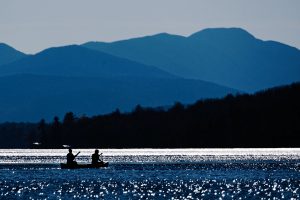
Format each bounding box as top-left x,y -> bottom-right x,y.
1,27 -> 299,122
0,43 -> 237,122
0,73 -> 237,122
0,45 -> 175,79
0,43 -> 27,66
83,27 -> 300,92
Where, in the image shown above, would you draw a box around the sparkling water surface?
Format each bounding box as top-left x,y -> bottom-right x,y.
0,149 -> 300,199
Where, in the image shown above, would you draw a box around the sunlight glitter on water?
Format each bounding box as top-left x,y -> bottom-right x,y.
1,177 -> 300,199
0,148 -> 300,164
1,149 -> 300,199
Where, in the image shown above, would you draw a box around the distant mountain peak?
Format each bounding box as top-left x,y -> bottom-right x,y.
33,44 -> 112,60
0,43 -> 27,66
0,44 -> 175,79
82,27 -> 300,92
150,32 -> 183,38
0,43 -> 26,54
189,27 -> 256,41
36,44 -> 83,54
0,43 -> 11,48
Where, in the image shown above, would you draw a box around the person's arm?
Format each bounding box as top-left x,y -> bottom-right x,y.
75,152 -> 80,157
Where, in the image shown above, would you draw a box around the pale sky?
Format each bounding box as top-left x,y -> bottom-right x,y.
0,0 -> 300,54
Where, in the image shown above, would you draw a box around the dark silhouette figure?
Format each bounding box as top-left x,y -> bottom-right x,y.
91,149 -> 103,165
67,148 -> 79,165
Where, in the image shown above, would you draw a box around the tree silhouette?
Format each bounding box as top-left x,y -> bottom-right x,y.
0,82 -> 300,148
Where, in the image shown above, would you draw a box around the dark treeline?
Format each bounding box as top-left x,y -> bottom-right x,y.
0,122 -> 37,148
1,83 -> 300,148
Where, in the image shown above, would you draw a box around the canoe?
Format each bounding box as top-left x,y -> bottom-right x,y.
60,162 -> 109,169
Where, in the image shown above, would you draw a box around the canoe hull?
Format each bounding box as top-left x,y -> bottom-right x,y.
60,162 -> 109,169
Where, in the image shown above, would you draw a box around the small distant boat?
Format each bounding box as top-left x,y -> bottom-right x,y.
60,162 -> 109,169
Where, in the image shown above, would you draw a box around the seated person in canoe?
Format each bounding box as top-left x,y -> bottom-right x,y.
67,148 -> 80,165
92,149 -> 104,165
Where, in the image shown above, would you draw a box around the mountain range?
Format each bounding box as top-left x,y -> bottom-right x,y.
0,44 -> 235,122
0,27 -> 299,122
0,45 -> 174,78
83,28 -> 300,92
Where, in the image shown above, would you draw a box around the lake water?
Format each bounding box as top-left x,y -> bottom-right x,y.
1,149 -> 300,199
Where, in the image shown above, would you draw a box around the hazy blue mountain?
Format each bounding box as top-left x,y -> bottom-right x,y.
83,28 -> 300,92
0,45 -> 174,79
0,44 -> 237,122
0,43 -> 27,66
0,74 -> 237,122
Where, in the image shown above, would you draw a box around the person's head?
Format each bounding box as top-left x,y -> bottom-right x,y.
95,149 -> 99,154
69,148 -> 72,153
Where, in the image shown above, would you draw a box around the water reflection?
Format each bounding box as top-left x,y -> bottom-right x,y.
1,177 -> 300,199
0,149 -> 300,199
1,148 -> 300,164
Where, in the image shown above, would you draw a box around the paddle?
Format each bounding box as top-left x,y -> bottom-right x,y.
75,151 -> 80,157
99,153 -> 104,162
